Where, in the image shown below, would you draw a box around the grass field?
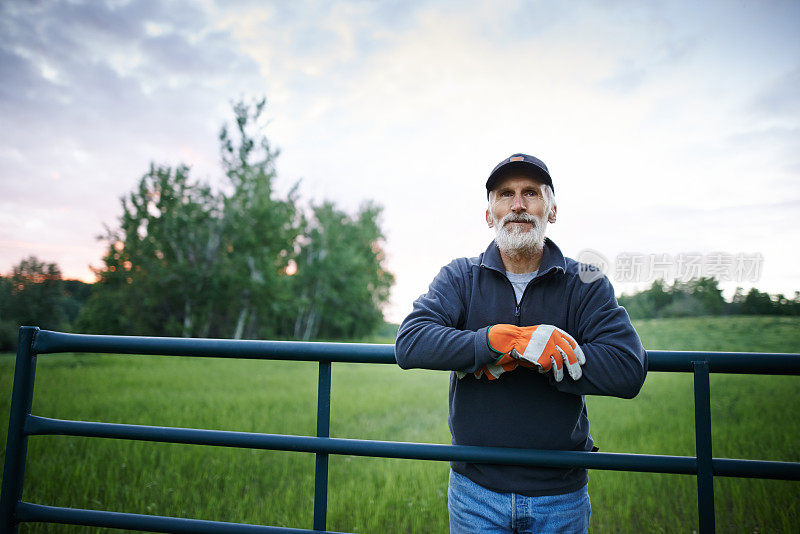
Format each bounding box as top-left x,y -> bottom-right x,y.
1,315 -> 799,533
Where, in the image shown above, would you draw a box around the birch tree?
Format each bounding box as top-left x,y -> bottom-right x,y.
80,164 -> 221,336
78,97 -> 392,340
292,201 -> 393,340
217,98 -> 300,339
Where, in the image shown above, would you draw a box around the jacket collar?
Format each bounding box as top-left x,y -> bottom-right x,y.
480,238 -> 566,278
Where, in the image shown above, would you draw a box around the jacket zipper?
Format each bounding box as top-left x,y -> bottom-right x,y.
514,270 -> 552,325
482,264 -> 552,326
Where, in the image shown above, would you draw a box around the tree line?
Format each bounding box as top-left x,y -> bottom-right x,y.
0,257 -> 92,350
0,99 -> 393,351
617,277 -> 800,319
4,262 -> 797,352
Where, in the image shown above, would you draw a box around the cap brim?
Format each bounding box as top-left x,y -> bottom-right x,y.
486,161 -> 553,194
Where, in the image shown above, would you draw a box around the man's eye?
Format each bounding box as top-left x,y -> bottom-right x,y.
501,191 -> 513,197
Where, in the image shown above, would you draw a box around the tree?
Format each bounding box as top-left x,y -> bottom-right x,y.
0,273 -> 16,351
216,98 -> 300,339
79,165 -> 222,336
741,288 -> 775,315
0,257 -> 91,350
291,201 -> 393,340
621,280 -> 800,319
619,279 -> 671,319
7,256 -> 67,329
661,277 -> 724,317
620,277 -> 726,318
78,97 -> 394,340
685,277 -> 725,315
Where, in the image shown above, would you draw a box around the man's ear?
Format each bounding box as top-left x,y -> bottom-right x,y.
486,208 -> 493,228
548,204 -> 557,223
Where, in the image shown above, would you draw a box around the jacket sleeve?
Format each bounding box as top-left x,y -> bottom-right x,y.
394,261 -> 499,373
554,274 -> 648,399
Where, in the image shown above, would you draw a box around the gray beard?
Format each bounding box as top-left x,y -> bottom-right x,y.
493,212 -> 547,257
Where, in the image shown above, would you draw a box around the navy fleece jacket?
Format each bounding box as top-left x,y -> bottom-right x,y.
395,239 -> 647,496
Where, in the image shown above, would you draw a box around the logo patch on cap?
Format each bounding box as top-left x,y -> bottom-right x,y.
510,156 -> 524,162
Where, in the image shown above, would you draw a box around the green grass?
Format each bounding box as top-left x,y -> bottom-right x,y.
585,316 -> 800,533
1,316 -> 798,532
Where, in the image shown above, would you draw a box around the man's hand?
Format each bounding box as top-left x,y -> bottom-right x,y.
487,324 -> 586,382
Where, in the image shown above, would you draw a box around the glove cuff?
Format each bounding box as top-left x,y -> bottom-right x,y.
486,325 -> 507,363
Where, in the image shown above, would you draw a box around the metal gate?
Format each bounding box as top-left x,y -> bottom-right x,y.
2,326 -> 799,533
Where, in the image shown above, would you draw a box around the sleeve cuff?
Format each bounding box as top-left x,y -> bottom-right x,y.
474,326 -> 504,369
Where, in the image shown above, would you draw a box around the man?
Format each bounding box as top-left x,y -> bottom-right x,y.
395,154 -> 647,533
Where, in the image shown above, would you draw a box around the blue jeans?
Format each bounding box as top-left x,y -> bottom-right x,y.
448,469 -> 591,533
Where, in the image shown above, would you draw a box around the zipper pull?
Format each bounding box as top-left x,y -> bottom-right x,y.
514,304 -> 521,317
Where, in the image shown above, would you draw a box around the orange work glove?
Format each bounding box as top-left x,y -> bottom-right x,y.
457,352 -> 533,381
486,324 -> 586,382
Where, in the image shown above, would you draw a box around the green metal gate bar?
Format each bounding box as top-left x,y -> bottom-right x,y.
2,327 -> 799,533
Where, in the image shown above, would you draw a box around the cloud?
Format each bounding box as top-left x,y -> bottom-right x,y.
751,66 -> 800,119
1,0 -> 799,319
0,0 -> 266,182
0,0 -> 268,282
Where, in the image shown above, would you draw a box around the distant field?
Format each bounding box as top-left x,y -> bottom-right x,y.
1,315 -> 798,533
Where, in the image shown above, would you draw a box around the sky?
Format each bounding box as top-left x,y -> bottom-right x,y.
1,0 -> 798,324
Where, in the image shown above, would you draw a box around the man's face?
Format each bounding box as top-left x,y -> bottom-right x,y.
486,174 -> 556,255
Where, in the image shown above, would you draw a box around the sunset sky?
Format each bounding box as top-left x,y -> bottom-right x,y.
1,0 -> 798,323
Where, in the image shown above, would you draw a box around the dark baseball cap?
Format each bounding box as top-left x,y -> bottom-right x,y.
486,153 -> 553,197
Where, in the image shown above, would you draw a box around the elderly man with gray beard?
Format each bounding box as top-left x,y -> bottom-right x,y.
395,154 -> 647,533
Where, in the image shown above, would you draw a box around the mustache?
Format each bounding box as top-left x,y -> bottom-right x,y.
500,213 -> 538,227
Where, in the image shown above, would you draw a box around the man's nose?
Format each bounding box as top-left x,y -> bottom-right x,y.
511,194 -> 526,211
